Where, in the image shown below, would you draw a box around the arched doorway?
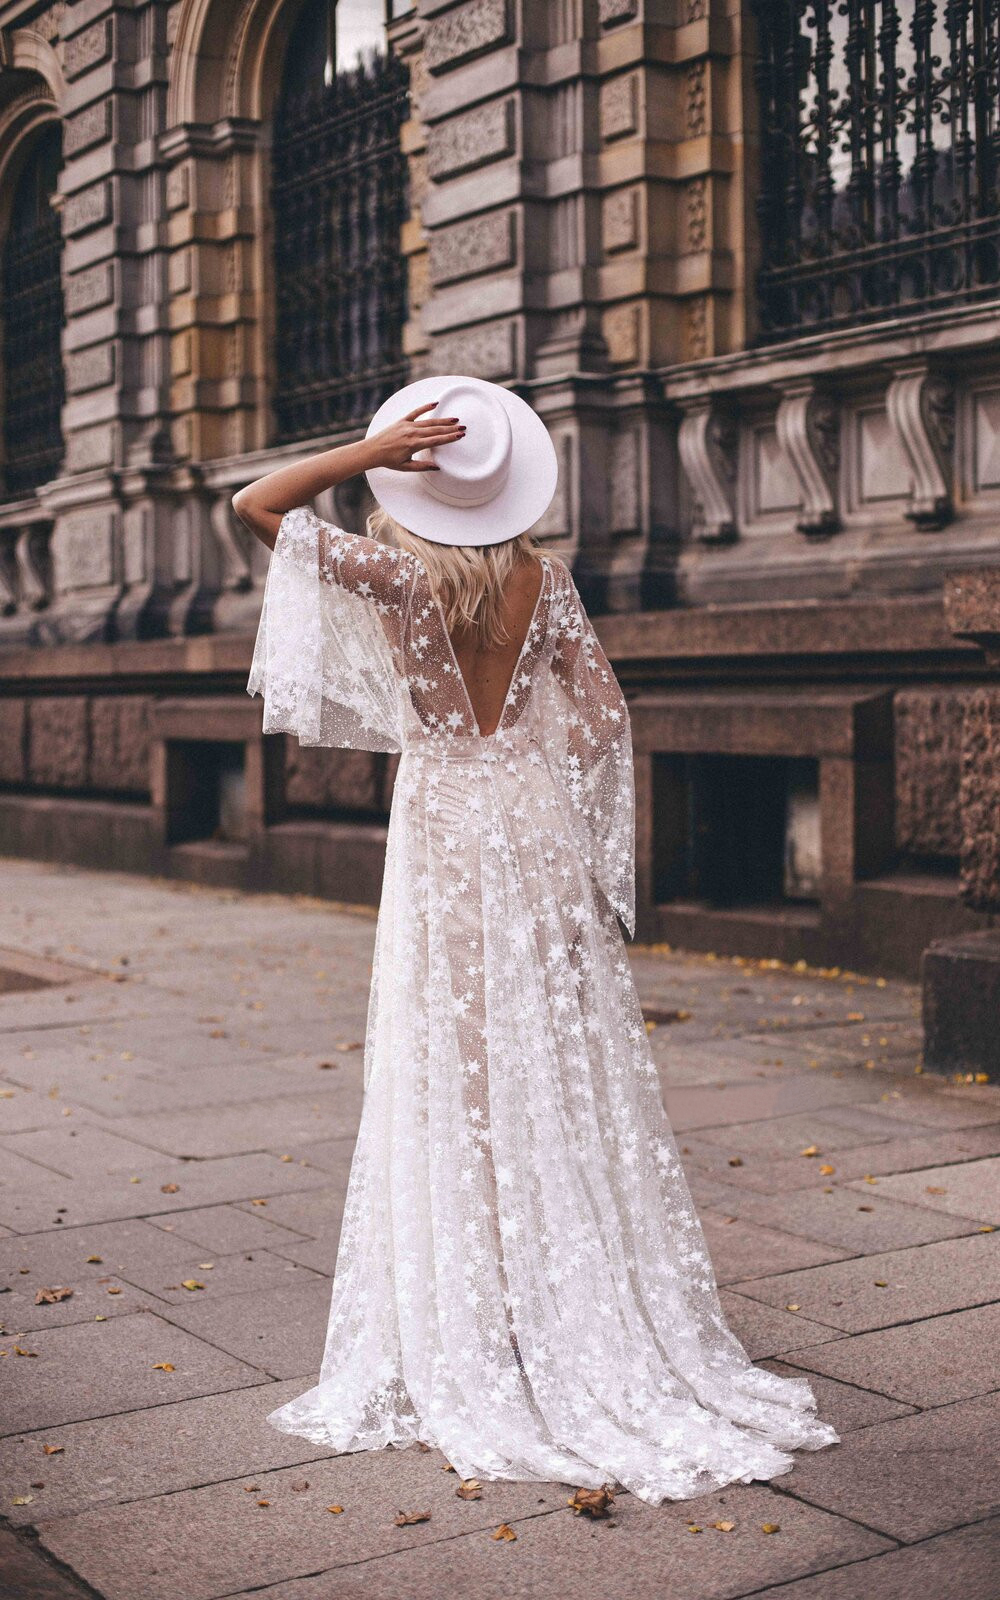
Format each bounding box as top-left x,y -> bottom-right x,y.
270,0 -> 409,443
1,121 -> 64,499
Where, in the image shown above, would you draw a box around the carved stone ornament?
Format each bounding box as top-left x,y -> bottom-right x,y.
775,382 -> 841,538
885,363 -> 954,530
678,402 -> 737,544
210,496 -> 253,592
17,525 -> 51,610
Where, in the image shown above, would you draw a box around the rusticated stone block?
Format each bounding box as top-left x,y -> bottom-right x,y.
425,0 -> 509,74
0,699 -> 27,782
285,746 -> 384,816
959,688 -> 1000,912
429,210 -> 515,286
64,17 -> 113,79
426,99 -> 515,182
895,689 -> 966,859
28,698 -> 89,790
89,697 -> 151,795
64,100 -> 112,157
430,319 -> 515,379
943,568 -> 1000,641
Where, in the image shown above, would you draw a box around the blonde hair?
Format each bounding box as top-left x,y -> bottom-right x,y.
367,504 -> 543,650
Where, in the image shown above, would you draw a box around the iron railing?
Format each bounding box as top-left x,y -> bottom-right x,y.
752,0 -> 1000,338
270,48 -> 410,441
1,125 -> 65,498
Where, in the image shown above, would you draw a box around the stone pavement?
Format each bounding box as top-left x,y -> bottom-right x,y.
0,857 -> 997,1600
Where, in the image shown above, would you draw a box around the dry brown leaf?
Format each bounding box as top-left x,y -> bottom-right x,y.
257,1499 -> 270,1507
686,1523 -> 702,1533
394,1509 -> 431,1525
326,1504 -> 344,1514
567,1486 -> 615,1519
85,1255 -> 102,1264
925,1186 -> 947,1195
456,1479 -> 482,1500
335,1041 -> 363,1052
14,1346 -> 37,1357
712,1520 -> 736,1532
106,1286 -> 123,1296
874,1279 -> 889,1287
728,1156 -> 743,1168
152,1362 -> 175,1371
762,1522 -> 781,1534
42,1445 -> 63,1456
441,1462 -> 456,1472
34,1287 -> 73,1305
180,1279 -> 205,1292
799,1145 -> 820,1158
12,1495 -> 33,1505
491,1523 -> 517,1541
243,1485 -> 260,1493
819,1164 -> 835,1176
250,1198 -> 268,1207
160,1183 -> 180,1194
785,1303 -> 801,1312
857,1204 -> 874,1212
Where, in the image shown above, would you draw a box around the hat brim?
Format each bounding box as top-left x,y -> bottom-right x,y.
364,375 -> 558,546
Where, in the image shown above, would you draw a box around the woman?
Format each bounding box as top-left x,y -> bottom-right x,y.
234,374 -> 837,1507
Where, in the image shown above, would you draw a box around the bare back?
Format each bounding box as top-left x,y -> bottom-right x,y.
446,555 -> 545,738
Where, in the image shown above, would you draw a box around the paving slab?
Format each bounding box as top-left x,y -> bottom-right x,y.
781,1303 -> 1000,1408
144,1204 -> 310,1256
715,1291 -> 838,1360
37,1460 -> 890,1600
0,1087 -> 77,1134
747,1518 -> 1000,1600
0,1527 -> 93,1600
660,1075 -> 884,1135
0,1378 -> 335,1525
155,1276 -> 333,1379
779,1392 -> 1000,1542
692,1108 -> 908,1161
99,1091 -> 363,1159
0,1310 -> 265,1435
730,1231 -> 1000,1333
852,1154 -> 1000,1225
687,1179 -> 983,1254
0,1121 -> 184,1179
216,1483 -> 890,1600
232,1185 -> 347,1240
758,1362 -> 915,1435
0,1274 -> 153,1333
117,1245 -> 323,1306
699,1212 -> 849,1285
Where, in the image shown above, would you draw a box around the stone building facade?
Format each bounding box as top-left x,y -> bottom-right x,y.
1,0 -> 999,982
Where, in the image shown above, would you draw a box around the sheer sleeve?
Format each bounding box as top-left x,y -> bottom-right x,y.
539,560 -> 636,936
246,503 -> 416,753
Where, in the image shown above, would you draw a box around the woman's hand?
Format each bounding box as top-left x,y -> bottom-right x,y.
366,403 -> 466,473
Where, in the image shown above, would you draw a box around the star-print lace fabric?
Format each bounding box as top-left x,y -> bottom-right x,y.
246,504 -> 838,1505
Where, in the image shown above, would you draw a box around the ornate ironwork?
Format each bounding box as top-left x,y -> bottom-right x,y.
1,125 -> 65,498
752,0 -> 1000,338
270,1 -> 410,442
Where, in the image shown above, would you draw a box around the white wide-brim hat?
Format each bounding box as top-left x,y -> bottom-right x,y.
365,374 -> 558,547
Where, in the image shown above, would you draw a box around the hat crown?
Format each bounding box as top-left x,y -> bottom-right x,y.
420,382 -> 512,508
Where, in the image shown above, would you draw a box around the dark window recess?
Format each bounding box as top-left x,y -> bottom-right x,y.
653,754 -> 821,908
270,0 -> 410,443
165,743 -> 247,845
751,0 -> 1000,339
1,123 -> 65,499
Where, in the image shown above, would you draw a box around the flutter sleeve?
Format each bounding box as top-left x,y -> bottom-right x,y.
540,560 -> 636,937
246,503 -> 416,753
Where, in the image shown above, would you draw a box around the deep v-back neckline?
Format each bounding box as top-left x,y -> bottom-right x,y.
432,556 -> 550,741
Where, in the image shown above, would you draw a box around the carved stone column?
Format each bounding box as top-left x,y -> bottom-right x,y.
775,381 -> 841,538
922,571 -> 1000,1081
886,362 -> 954,531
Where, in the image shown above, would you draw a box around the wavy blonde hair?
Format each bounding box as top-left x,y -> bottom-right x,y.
367,504 -> 543,650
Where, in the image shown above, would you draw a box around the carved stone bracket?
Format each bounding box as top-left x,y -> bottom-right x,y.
775,381 -> 841,538
17,524 -> 52,610
677,401 -> 737,544
885,362 -> 954,531
209,496 -> 254,592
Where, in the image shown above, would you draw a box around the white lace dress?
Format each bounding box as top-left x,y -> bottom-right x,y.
246,504 -> 838,1505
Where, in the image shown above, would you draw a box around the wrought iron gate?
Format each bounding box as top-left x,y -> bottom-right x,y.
752,0 -> 1000,339
1,124 -> 65,499
270,8 -> 410,443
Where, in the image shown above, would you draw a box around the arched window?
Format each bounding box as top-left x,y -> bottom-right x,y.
270,0 -> 409,442
1,123 -> 65,499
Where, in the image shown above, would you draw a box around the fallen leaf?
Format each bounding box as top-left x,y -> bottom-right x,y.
14,1346 -> 37,1357
106,1286 -> 123,1296
42,1445 -> 64,1456
762,1522 -> 781,1534
441,1462 -> 456,1473
686,1523 -> 702,1533
160,1184 -> 180,1194
819,1164 -> 835,1176
394,1509 -> 431,1525
874,1279 -> 889,1287
456,1480 -> 482,1500
492,1523 -> 517,1541
12,1495 -> 33,1505
728,1156 -> 743,1167
925,1186 -> 947,1195
335,1041 -> 362,1052
85,1255 -> 102,1264
34,1287 -> 73,1305
326,1504 -> 344,1514
712,1520 -> 736,1532
180,1280 -> 205,1292
799,1145 -> 820,1158
567,1485 -> 615,1518
250,1198 -> 268,1207
785,1303 -> 801,1312
257,1499 -> 270,1507
152,1362 -> 175,1371
857,1205 -> 874,1212
243,1485 -> 260,1493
